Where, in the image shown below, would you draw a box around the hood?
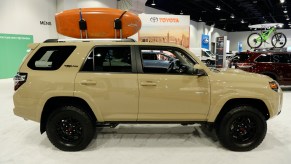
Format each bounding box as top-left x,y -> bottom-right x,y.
210,68 -> 273,84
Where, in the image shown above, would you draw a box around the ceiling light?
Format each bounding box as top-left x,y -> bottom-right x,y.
230,13 -> 235,19
280,0 -> 285,3
286,16 -> 290,20
283,8 -> 288,14
241,19 -> 245,23
223,26 -> 226,30
151,0 -> 156,6
216,5 -> 221,11
199,17 -> 202,22
288,22 -> 291,25
180,10 -> 183,15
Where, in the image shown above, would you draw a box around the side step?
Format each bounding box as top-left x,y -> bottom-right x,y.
96,123 -> 119,128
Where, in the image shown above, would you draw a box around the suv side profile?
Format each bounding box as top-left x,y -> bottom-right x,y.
13,39 -> 283,152
233,51 -> 291,85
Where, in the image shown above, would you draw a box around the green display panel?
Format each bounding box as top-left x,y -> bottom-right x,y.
0,33 -> 33,79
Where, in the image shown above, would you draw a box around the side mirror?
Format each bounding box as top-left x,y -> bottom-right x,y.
193,64 -> 207,76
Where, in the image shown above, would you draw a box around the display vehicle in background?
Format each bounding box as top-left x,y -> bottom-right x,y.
232,49 -> 291,86
13,39 -> 282,152
190,48 -> 216,66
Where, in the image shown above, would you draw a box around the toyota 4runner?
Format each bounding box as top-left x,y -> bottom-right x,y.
13,39 -> 283,151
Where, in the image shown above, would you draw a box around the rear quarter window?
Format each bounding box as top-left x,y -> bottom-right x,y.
27,46 -> 76,70
272,54 -> 291,63
255,54 -> 271,62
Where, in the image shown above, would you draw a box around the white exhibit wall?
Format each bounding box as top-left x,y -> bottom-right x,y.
0,0 -> 57,43
228,29 -> 291,51
57,0 -> 118,12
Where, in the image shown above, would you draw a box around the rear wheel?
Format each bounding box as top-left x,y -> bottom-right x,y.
271,32 -> 287,48
216,106 -> 267,151
46,106 -> 95,151
247,33 -> 262,49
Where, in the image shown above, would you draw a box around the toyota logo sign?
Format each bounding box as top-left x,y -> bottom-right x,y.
150,17 -> 159,23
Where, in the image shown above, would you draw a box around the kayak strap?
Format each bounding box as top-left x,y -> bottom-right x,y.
79,8 -> 88,39
114,11 -> 127,39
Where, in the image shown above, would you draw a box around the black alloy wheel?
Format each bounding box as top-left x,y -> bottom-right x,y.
216,106 -> 267,151
46,106 -> 95,151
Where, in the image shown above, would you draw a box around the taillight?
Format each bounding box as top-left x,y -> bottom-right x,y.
13,72 -> 27,91
236,63 -> 254,69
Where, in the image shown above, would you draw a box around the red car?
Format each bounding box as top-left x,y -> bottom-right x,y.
232,50 -> 291,86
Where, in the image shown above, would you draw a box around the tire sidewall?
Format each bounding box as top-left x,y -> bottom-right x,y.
217,106 -> 267,151
46,106 -> 95,151
247,33 -> 262,48
272,32 -> 287,48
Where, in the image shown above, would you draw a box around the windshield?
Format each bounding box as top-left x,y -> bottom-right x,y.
205,50 -> 215,57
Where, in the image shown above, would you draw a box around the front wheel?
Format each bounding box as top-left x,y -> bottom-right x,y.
46,106 -> 95,151
216,106 -> 267,151
271,32 -> 287,48
247,33 -> 263,49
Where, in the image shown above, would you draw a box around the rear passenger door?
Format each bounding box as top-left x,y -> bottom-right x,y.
74,46 -> 139,121
272,53 -> 291,85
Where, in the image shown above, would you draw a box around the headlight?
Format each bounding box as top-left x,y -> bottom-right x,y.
269,81 -> 279,92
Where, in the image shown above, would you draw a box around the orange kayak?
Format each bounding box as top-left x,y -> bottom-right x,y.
55,8 -> 142,38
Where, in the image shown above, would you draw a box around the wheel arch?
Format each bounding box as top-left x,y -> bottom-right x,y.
260,71 -> 278,81
40,96 -> 97,134
214,98 -> 270,128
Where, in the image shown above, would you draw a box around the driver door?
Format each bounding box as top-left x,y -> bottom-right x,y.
137,46 -> 211,121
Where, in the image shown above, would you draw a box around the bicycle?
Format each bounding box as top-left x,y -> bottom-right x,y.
247,25 -> 287,49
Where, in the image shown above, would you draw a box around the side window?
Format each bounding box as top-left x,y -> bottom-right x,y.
27,46 -> 76,70
272,54 -> 291,63
82,46 -> 132,72
140,47 -> 195,74
255,54 -> 271,62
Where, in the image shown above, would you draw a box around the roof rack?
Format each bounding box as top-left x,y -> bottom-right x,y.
253,47 -> 287,52
43,38 -> 136,43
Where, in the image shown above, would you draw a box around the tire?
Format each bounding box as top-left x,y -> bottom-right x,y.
271,32 -> 287,48
247,33 -> 262,49
46,106 -> 95,151
206,60 -> 211,66
216,106 -> 267,151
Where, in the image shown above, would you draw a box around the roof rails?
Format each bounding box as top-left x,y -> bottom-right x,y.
253,47 -> 287,52
43,38 -> 136,43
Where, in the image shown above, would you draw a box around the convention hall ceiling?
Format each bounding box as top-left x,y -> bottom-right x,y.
145,0 -> 291,31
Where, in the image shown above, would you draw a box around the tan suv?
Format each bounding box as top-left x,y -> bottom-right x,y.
13,39 -> 283,152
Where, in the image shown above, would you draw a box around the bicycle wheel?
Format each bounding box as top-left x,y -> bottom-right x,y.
271,32 -> 287,48
247,33 -> 262,49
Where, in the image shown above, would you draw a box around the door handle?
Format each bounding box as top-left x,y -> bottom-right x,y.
80,80 -> 97,86
140,81 -> 157,86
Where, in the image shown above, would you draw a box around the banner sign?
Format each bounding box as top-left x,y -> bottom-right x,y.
201,34 -> 209,49
0,33 -> 33,79
138,14 -> 190,48
216,36 -> 225,68
238,41 -> 242,52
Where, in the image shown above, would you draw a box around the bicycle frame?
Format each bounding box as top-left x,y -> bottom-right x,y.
255,27 -> 276,43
